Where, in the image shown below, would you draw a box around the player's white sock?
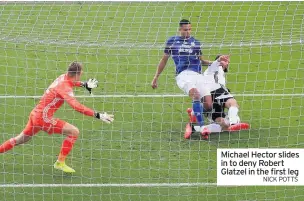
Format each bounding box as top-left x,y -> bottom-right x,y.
207,123 -> 222,132
228,106 -> 239,125
199,124 -> 222,133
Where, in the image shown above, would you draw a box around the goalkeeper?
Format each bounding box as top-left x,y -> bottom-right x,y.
0,61 -> 114,173
184,55 -> 250,139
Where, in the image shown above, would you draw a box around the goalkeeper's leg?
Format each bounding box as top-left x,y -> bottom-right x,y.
0,133 -> 32,153
0,114 -> 40,153
51,121 -> 79,173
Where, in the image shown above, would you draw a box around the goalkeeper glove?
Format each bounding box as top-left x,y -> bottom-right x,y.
82,78 -> 98,94
95,112 -> 114,124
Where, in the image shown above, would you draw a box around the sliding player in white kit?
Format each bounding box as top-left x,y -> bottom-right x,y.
184,55 -> 250,139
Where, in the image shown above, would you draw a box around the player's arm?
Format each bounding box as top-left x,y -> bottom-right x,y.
207,60 -> 220,72
152,38 -> 172,89
200,56 -> 213,66
194,41 -> 212,66
195,42 -> 212,66
59,89 -> 114,123
74,79 -> 98,95
154,54 -> 170,78
151,53 -> 170,89
74,81 -> 83,87
206,55 -> 230,72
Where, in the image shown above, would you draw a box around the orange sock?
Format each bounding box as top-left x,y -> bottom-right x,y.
57,135 -> 78,162
0,138 -> 16,153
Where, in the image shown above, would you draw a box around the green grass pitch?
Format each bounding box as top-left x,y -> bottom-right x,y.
0,2 -> 304,201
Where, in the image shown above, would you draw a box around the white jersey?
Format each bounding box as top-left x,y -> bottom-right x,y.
199,60 -> 225,92
203,60 -> 226,86
201,74 -> 222,92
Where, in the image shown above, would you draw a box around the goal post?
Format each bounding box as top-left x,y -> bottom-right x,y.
0,1 -> 303,201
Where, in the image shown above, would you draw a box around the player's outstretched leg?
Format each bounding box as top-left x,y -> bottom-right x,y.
0,133 -> 32,153
228,123 -> 250,131
54,123 -> 79,173
225,98 -> 240,125
225,98 -> 250,131
0,138 -> 16,153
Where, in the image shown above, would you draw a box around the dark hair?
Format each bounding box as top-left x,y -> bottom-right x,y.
215,55 -> 228,72
67,61 -> 83,77
215,55 -> 222,60
179,19 -> 191,27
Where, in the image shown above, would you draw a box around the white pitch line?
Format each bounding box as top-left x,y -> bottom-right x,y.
0,182 -> 217,188
0,94 -> 303,99
0,94 -> 186,99
0,36 -> 302,48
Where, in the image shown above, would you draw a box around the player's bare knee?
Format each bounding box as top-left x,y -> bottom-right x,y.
201,102 -> 212,111
15,133 -> 32,145
69,127 -> 80,137
225,98 -> 238,108
189,88 -> 200,101
62,123 -> 80,137
205,102 -> 213,110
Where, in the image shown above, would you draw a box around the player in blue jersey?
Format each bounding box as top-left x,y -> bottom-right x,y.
151,19 -> 219,138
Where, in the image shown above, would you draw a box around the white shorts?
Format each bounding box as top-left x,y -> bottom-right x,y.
175,70 -> 211,98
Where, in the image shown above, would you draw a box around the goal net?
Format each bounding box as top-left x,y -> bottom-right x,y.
0,1 -> 303,200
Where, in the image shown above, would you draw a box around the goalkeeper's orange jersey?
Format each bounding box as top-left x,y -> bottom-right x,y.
31,74 -> 94,120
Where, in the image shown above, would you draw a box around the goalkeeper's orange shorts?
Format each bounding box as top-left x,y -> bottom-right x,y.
22,113 -> 67,136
